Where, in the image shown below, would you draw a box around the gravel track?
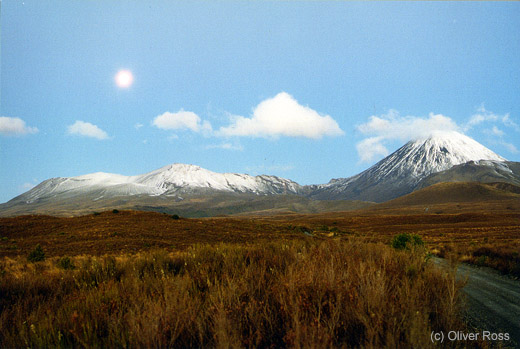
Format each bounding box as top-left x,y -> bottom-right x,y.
433,257 -> 520,347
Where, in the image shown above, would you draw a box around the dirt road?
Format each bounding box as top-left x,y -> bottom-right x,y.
433,258 -> 520,347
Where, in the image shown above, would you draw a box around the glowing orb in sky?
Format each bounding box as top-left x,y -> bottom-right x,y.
115,70 -> 134,88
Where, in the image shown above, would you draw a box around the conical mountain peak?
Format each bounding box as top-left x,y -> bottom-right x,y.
312,132 -> 506,202
392,131 -> 505,180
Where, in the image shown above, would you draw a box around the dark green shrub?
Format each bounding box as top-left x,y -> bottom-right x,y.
112,209 -> 119,214
391,233 -> 424,250
171,214 -> 180,220
27,244 -> 45,262
476,255 -> 487,266
57,256 -> 75,270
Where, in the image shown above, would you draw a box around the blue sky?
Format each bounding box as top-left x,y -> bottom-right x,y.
1,1 -> 519,203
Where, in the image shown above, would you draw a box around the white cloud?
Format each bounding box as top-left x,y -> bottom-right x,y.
502,113 -> 520,132
152,110 -> 212,135
484,126 -> 504,137
356,137 -> 389,163
134,123 -> 144,130
467,106 -> 519,155
355,110 -> 460,163
205,143 -> 243,151
356,106 -> 520,162
357,110 -> 459,141
0,116 -> 38,136
67,120 -> 109,140
465,105 -> 519,132
218,92 -> 344,139
465,105 -> 499,131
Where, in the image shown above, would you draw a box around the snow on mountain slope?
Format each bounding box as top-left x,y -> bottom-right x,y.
9,164 -> 303,205
2,131 -> 510,213
134,164 -> 301,194
310,131 -> 506,202
17,173 -> 161,204
371,131 -> 506,182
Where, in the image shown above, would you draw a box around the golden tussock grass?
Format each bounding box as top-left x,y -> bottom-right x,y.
0,239 -> 467,348
1,208 -> 519,279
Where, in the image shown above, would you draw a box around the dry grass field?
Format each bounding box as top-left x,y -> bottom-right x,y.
0,210 -> 306,257
1,197 -> 519,271
1,239 -> 467,347
0,195 -> 518,347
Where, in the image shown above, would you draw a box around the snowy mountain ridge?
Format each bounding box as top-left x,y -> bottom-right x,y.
15,163 -> 304,204
4,131 -> 515,212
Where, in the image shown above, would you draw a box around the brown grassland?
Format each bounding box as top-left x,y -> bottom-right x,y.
1,240 -> 465,347
0,198 -> 518,347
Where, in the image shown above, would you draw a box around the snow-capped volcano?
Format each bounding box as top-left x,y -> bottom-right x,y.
362,131 -> 505,182
310,131 -> 506,202
10,163 -> 303,205
1,131 -> 515,217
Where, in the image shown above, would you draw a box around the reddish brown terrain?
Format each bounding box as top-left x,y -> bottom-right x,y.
1,183 -> 519,347
1,185 -> 519,275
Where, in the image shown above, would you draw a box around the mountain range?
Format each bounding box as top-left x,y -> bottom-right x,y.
1,131 -> 519,217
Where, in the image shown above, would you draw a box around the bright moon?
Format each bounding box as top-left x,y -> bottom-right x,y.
115,70 -> 134,88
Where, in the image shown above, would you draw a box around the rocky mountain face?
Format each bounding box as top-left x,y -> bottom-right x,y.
309,131 -> 506,202
416,160 -> 520,190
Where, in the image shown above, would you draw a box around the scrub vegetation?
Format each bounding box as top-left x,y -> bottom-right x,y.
0,239 -> 465,348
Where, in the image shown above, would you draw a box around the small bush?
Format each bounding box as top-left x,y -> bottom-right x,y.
391,233 -> 424,250
27,244 -> 45,262
171,214 -> 180,220
476,255 -> 487,266
57,256 -> 75,270
112,209 -> 120,214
